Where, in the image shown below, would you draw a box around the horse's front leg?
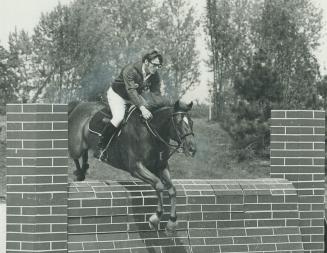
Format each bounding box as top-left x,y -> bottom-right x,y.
133,162 -> 164,230
160,166 -> 177,235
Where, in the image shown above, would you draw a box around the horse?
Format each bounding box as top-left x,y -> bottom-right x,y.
68,100 -> 196,234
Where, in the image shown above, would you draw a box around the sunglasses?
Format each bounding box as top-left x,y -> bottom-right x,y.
150,61 -> 162,69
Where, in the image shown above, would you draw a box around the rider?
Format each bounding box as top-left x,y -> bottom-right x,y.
95,50 -> 167,158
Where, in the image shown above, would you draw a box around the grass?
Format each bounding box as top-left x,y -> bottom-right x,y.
67,118 -> 271,181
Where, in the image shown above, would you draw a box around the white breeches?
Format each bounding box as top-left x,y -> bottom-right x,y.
107,87 -> 127,127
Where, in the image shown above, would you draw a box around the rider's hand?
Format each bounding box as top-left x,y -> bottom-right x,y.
140,106 -> 152,120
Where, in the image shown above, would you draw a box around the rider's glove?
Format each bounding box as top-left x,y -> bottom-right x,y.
140,106 -> 153,120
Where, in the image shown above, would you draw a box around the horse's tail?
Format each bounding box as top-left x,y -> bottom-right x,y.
68,101 -> 80,116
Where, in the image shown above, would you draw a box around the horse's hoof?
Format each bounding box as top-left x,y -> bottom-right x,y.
165,219 -> 177,236
75,174 -> 85,181
149,213 -> 160,230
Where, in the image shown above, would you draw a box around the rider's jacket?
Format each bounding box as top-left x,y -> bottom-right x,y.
111,61 -> 161,108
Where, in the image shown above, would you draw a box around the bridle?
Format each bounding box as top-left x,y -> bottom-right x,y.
144,111 -> 194,159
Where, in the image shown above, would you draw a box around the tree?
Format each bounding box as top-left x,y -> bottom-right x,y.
154,0 -> 200,100
251,0 -> 323,108
206,0 -> 252,120
0,45 -> 17,107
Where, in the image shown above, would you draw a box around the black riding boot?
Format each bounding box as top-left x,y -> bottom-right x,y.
94,122 -> 116,159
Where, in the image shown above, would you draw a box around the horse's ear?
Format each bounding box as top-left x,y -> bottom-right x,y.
187,101 -> 193,110
174,100 -> 180,110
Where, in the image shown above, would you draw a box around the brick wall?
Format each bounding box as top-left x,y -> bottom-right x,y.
68,179 -> 303,253
270,110 -> 325,253
6,104 -> 68,253
5,106 -> 325,253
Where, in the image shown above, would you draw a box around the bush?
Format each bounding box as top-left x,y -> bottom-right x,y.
221,99 -> 270,161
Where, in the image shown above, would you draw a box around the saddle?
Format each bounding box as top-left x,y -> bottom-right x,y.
88,105 -> 136,136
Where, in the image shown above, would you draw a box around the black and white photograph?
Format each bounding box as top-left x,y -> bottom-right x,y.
0,0 -> 327,252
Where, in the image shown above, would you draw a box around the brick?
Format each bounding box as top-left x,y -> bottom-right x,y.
53,175 -> 68,183
21,242 -> 51,250
52,241 -> 67,250
220,244 -> 248,252
7,149 -> 68,158
7,207 -> 21,215
262,235 -> 289,243
189,229 -> 217,237
218,228 -> 246,237
7,113 -> 67,122
22,206 -> 51,215
286,127 -> 314,134
189,221 -> 216,229
285,158 -> 313,165
53,157 -> 68,166
53,104 -> 68,112
270,118 -> 325,127
270,158 -> 284,165
7,123 -> 22,130
258,219 -> 285,227
270,142 -> 285,149
7,130 -> 68,140
6,176 -> 22,184
23,140 -> 52,148
7,104 -> 22,113
286,111 -> 314,118
97,223 -> 127,233
23,122 -> 52,130
246,228 -> 274,236
248,243 -> 277,251
53,140 -> 68,148
285,142 -> 314,149
6,242 -> 20,250
35,158 -> 52,166
22,224 -> 50,233
7,166 -> 67,176
52,224 -> 68,232
271,134 -> 324,142
53,122 -> 68,130
313,111 -> 325,118
276,242 -> 303,250
271,111 -> 285,118
273,227 -> 300,235
271,126 -> 285,134
271,150 -> 325,157
313,158 -> 325,165
7,140 -> 23,149
68,224 -> 96,234
217,220 -> 244,228
6,158 -> 22,166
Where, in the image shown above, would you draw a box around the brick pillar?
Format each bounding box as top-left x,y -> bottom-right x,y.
270,110 -> 325,252
6,104 -> 68,253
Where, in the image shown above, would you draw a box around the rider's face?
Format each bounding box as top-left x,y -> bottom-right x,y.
146,57 -> 162,75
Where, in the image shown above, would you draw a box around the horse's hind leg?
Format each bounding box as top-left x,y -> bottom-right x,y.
73,159 -> 86,181
81,150 -> 89,176
133,162 -> 165,231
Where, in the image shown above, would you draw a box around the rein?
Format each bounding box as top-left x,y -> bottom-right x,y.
144,110 -> 194,160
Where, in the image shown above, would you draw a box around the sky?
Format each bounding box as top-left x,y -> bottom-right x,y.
0,0 -> 327,103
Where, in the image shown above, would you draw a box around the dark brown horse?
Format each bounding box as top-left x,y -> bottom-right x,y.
68,100 -> 196,234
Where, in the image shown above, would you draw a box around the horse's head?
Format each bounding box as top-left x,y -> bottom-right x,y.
170,100 -> 197,157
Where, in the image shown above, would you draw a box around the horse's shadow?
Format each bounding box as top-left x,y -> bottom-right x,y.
121,182 -> 191,253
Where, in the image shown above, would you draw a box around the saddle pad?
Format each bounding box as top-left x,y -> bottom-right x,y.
89,108 -> 112,135
89,105 -> 137,135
